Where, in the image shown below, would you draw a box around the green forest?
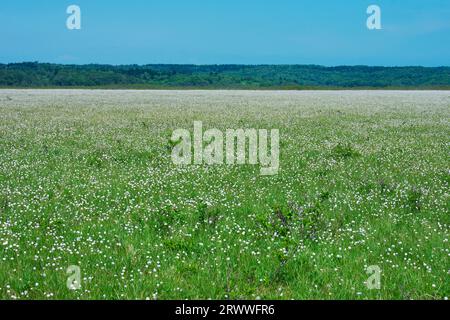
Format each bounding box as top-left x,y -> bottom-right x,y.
1,62 -> 449,89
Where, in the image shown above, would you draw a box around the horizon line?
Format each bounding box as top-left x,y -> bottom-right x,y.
1,61 -> 449,68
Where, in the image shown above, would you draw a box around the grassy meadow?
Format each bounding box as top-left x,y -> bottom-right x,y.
0,89 -> 448,299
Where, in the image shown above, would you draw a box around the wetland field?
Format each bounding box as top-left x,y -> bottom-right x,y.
0,89 -> 448,299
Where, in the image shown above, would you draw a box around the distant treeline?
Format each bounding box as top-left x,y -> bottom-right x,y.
1,62 -> 450,89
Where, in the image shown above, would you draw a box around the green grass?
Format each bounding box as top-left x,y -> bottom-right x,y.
0,89 -> 448,300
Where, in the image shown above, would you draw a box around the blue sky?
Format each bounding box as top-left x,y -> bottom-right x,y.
1,0 -> 449,66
